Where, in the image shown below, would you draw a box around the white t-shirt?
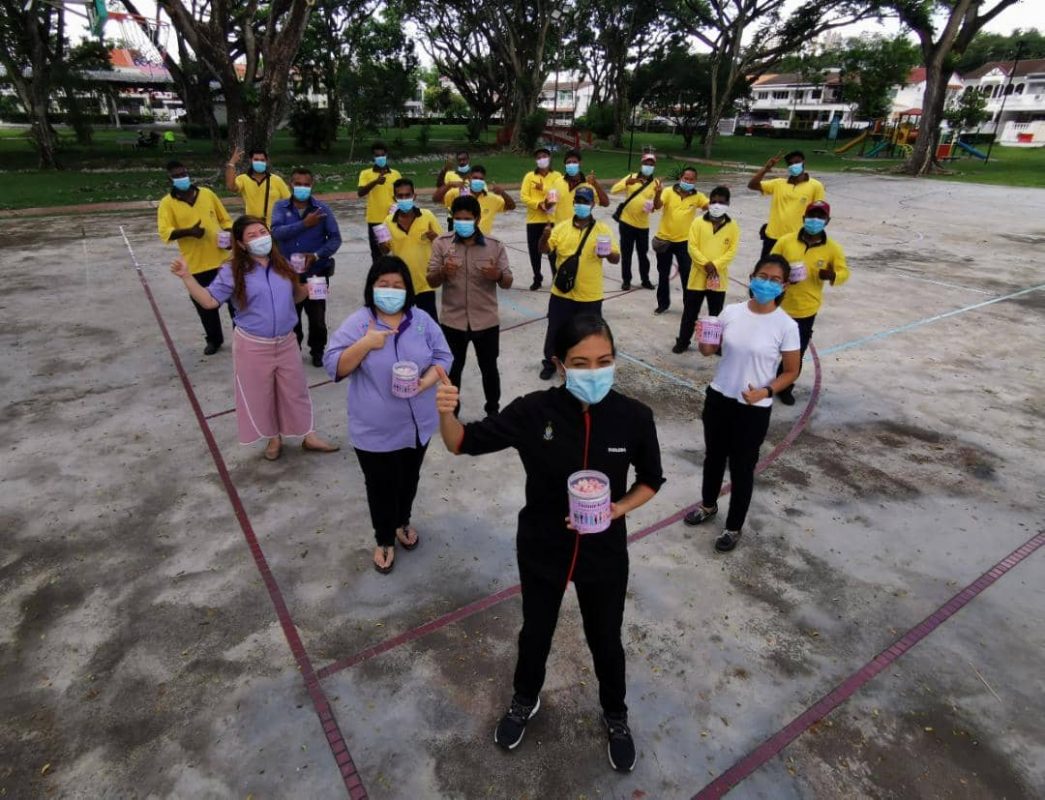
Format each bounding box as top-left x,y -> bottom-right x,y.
710,301 -> 801,408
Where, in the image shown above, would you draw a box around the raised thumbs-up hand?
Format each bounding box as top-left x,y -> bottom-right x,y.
435,365 -> 459,414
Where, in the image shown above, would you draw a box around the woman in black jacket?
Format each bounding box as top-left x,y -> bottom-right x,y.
434,315 -> 664,773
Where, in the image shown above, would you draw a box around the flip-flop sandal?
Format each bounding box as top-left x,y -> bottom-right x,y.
373,546 -> 395,574
396,527 -> 420,551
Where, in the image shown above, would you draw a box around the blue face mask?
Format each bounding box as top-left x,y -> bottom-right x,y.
565,365 -> 615,406
573,203 -> 592,219
469,179 -> 486,193
252,160 -> 267,174
395,198 -> 415,213
374,155 -> 388,168
803,217 -> 827,235
750,277 -> 784,304
565,163 -> 581,177
292,186 -> 312,201
640,164 -> 655,177
454,219 -> 476,238
456,163 -> 470,174
788,162 -> 805,177
172,176 -> 191,191
678,181 -> 695,193
373,287 -> 406,314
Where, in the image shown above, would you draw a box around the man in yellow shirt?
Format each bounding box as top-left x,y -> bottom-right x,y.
748,149 -> 826,260
673,187 -> 739,353
610,152 -> 660,290
435,165 -> 516,236
552,150 -> 609,226
358,141 -> 402,263
379,177 -> 443,321
652,167 -> 709,315
770,200 -> 848,404
537,186 -> 620,379
223,146 -> 291,226
433,150 -> 472,225
520,146 -> 562,291
157,160 -> 233,355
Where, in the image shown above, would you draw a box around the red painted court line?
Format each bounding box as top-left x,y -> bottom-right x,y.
315,343 -> 823,680
204,378 -> 333,421
692,528 -> 1045,800
119,229 -> 366,800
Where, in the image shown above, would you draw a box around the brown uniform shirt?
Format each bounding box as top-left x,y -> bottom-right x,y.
426,232 -> 513,332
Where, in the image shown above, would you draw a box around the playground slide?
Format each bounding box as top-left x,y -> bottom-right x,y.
833,130 -> 868,155
866,140 -> 890,158
956,140 -> 988,160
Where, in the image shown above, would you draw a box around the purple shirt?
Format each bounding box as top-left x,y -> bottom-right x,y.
324,306 -> 453,451
208,261 -> 299,338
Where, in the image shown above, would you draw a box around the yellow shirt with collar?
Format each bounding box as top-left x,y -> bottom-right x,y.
687,214 -> 740,291
520,170 -> 563,224
655,187 -> 709,242
443,187 -> 507,235
233,172 -> 291,226
358,167 -> 403,224
771,231 -> 849,319
553,175 -> 599,224
760,176 -> 826,239
609,174 -> 658,229
384,207 -> 444,293
548,219 -> 619,303
156,187 -> 232,274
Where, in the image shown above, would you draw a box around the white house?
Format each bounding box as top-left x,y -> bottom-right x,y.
538,73 -> 594,127
745,70 -> 858,129
890,67 -> 962,119
961,58 -> 1045,146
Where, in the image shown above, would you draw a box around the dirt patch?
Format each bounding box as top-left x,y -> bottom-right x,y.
614,360 -> 702,423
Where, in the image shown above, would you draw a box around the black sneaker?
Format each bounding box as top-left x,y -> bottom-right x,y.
529,279 -> 542,291
604,712 -> 636,772
653,306 -> 669,315
714,529 -> 742,552
640,281 -> 655,290
621,281 -> 631,290
311,354 -> 324,368
494,694 -> 540,750
683,504 -> 717,526
777,388 -> 796,406
671,340 -> 689,354
203,342 -> 221,355
539,363 -> 556,380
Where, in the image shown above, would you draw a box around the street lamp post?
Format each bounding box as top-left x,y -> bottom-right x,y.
550,10 -> 562,131
985,40 -> 1025,165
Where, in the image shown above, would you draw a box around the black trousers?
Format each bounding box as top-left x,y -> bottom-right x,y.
294,274 -> 329,359
366,222 -> 383,264
776,313 -> 816,386
191,267 -> 230,345
414,290 -> 439,323
758,224 -> 778,262
542,295 -> 603,368
526,223 -> 556,283
443,324 -> 500,416
677,288 -> 726,346
618,221 -> 650,285
513,554 -> 628,714
701,386 -> 772,532
655,240 -> 691,310
353,440 -> 429,547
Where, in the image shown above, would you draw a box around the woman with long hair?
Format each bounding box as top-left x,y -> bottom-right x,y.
170,215 -> 339,460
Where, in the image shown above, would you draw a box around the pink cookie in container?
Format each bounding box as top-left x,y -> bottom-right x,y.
391,360 -> 419,398
567,470 -> 612,534
697,317 -> 723,346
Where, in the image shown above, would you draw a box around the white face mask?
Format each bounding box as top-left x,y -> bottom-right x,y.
708,203 -> 728,219
246,235 -> 272,256
535,157 -> 550,170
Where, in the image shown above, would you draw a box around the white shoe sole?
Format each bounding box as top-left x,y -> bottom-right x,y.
494,695 -> 540,750
607,740 -> 636,772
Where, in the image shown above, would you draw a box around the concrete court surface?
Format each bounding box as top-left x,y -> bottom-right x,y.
1,172 -> 1044,800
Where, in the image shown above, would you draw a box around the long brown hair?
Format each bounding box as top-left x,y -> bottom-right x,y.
229,215 -> 297,309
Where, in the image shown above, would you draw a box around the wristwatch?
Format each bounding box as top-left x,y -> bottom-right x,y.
763,386 -> 774,398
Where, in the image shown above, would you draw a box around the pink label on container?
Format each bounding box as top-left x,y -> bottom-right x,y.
568,470 -> 612,534
697,318 -> 723,345
706,273 -> 721,291
642,200 -> 654,213
595,235 -> 612,256
373,224 -> 392,244
391,361 -> 419,398
217,230 -> 231,249
307,276 -> 327,300
290,253 -> 307,273
789,263 -> 807,283
546,189 -> 558,204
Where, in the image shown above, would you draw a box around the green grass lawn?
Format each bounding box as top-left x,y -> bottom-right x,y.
3,124 -> 1043,211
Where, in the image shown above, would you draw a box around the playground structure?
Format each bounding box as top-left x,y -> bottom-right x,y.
833,111 -> 991,162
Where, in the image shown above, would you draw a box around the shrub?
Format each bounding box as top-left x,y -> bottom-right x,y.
518,109 -> 548,151
575,103 -> 615,139
287,102 -> 330,153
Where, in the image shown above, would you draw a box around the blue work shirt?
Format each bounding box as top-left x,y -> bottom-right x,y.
271,196 -> 342,277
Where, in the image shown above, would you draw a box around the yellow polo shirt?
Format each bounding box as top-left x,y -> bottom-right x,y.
553,176 -> 601,223
771,231 -> 849,319
359,167 -> 402,224
442,171 -> 466,187
609,174 -> 658,229
760,177 -> 826,239
156,187 -> 232,274
443,188 -> 507,235
655,187 -> 709,242
385,208 -> 443,294
687,215 -> 740,291
548,219 -> 618,303
520,170 -> 563,224
233,172 -> 290,226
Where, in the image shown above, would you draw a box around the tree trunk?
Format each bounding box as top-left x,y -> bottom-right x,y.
904,57 -> 946,175
611,97 -> 629,149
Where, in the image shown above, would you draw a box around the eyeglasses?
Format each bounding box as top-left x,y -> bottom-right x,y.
754,273 -> 785,284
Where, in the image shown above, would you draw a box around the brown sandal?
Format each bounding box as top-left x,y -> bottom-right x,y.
373,546 -> 395,574
395,526 -> 419,551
